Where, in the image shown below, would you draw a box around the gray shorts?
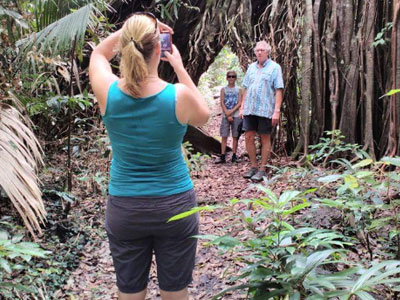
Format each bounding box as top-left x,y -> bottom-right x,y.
105,189 -> 198,293
220,116 -> 242,138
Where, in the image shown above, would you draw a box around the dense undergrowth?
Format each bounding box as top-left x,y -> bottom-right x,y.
172,132 -> 400,299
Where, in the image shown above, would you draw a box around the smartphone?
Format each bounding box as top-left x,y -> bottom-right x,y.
160,31 -> 172,58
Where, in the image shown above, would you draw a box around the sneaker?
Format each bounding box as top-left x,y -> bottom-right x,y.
215,154 -> 226,164
243,167 -> 258,179
231,154 -> 241,163
251,170 -> 267,182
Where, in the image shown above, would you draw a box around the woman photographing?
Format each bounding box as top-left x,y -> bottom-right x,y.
89,12 -> 210,300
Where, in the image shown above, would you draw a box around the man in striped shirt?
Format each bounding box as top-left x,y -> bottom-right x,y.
240,41 -> 284,182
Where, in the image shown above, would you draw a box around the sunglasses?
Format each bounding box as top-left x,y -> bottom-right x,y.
132,11 -> 158,34
227,75 -> 237,78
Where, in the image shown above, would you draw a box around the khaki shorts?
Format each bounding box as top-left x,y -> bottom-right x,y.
105,189 -> 198,293
220,116 -> 242,138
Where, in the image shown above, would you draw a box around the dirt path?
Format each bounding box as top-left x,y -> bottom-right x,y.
63,101 -> 270,299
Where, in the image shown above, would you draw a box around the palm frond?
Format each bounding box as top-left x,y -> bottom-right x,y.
0,99 -> 45,238
0,6 -> 28,29
17,3 -> 101,55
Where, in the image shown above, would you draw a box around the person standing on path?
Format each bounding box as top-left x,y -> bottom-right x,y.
215,70 -> 243,164
89,12 -> 210,300
239,41 -> 284,182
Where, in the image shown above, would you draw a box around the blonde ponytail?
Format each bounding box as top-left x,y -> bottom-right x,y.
119,15 -> 159,97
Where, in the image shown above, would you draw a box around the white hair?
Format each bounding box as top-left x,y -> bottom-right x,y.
255,41 -> 272,55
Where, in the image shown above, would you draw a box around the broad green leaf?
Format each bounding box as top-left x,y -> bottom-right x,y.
354,291 -> 375,300
354,171 -> 374,179
282,202 -> 310,216
193,234 -> 219,240
369,217 -> 392,230
344,174 -> 358,189
305,250 -> 337,271
289,292 -> 300,300
317,199 -> 343,208
0,230 -> 8,240
278,190 -> 302,206
317,174 -> 342,183
212,235 -> 240,249
385,89 -> 400,96
257,186 -> 278,202
0,258 -> 11,273
280,221 -> 296,231
249,267 -> 273,281
11,234 -> 24,243
167,206 -> 216,222
380,156 -> 400,167
352,159 -> 373,169
351,261 -> 400,293
282,227 -> 315,238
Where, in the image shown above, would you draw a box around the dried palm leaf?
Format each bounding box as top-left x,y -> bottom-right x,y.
0,100 -> 45,238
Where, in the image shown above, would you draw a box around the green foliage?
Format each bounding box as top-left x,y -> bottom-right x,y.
182,141 -> 209,177
196,187 -> 400,299
373,22 -> 393,47
0,221 -> 53,299
17,1 -> 107,56
155,0 -> 200,22
383,89 -> 400,97
316,156 -> 400,258
168,205 -> 218,222
198,46 -> 244,102
308,130 -> 368,167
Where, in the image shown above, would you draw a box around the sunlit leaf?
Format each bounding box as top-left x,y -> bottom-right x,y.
167,205 -> 217,222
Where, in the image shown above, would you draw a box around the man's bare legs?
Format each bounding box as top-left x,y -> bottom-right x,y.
260,133 -> 271,171
119,289 -> 146,300
160,288 -> 189,300
245,130 -> 257,168
119,288 -> 188,300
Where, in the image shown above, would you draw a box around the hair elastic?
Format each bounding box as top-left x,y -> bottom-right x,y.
130,37 -> 143,53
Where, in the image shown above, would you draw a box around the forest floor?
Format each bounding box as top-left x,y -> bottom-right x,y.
59,99 -> 292,300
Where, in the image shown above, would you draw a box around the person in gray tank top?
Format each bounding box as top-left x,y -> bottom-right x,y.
215,71 -> 243,164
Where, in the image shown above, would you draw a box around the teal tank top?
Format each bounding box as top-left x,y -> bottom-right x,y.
102,81 -> 193,196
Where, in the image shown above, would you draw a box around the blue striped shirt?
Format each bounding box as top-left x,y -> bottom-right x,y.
243,59 -> 284,118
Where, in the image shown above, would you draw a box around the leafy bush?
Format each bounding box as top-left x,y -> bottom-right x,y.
0,223 -> 52,299
316,156 -> 400,259
182,141 -> 209,177
308,130 -> 368,167
192,187 -> 400,299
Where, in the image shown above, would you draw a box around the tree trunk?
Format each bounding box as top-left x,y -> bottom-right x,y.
339,0 -> 360,144
310,0 -> 325,144
387,0 -> 400,156
363,0 -> 377,159
325,0 -> 339,131
299,0 -> 313,156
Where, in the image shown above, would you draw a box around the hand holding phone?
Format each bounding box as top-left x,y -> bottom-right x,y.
160,31 -> 172,58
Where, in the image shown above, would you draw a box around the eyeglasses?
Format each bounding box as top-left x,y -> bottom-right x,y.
227,75 -> 237,78
254,49 -> 267,53
132,11 -> 158,34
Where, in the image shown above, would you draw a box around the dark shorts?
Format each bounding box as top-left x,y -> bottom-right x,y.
243,115 -> 272,134
220,116 -> 242,138
105,189 -> 198,293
